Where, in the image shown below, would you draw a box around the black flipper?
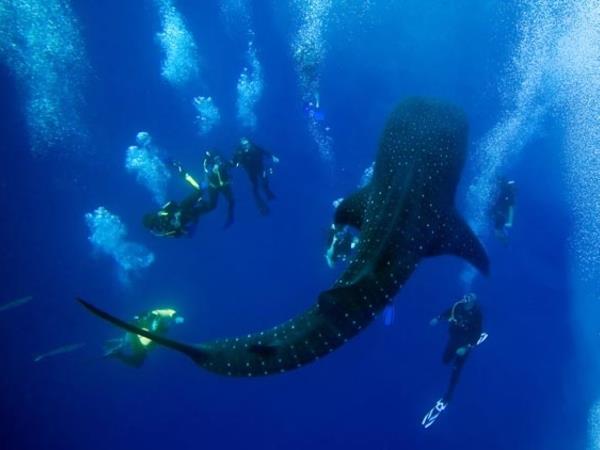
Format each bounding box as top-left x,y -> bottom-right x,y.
77,298 -> 207,364
334,186 -> 370,230
426,211 -> 490,275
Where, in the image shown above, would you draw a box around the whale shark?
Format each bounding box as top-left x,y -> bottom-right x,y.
78,97 -> 489,377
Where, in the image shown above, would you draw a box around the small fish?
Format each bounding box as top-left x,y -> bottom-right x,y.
0,296 -> 32,313
33,343 -> 86,363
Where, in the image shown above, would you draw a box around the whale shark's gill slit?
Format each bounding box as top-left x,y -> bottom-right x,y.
79,97 -> 489,377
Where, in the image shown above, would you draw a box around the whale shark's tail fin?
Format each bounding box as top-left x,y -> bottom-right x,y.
76,298 -> 207,365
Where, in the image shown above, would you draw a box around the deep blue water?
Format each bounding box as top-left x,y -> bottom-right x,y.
0,1 -> 590,449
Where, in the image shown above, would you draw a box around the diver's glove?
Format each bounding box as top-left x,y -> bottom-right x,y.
422,399 -> 447,429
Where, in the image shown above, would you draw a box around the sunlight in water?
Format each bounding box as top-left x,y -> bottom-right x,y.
0,0 -> 88,154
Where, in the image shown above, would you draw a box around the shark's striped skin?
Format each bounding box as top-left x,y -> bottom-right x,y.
79,97 -> 488,377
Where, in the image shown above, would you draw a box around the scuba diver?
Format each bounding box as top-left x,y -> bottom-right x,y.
231,137 -> 279,215
142,194 -> 204,238
325,224 -> 359,268
103,308 -> 184,368
491,178 -> 516,243
142,159 -> 206,238
142,151 -> 235,235
422,293 -> 488,429
202,150 -> 235,228
325,197 -> 360,268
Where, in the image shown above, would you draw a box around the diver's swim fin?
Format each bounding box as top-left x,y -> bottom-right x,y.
422,399 -> 447,429
76,298 -> 207,364
476,332 -> 488,346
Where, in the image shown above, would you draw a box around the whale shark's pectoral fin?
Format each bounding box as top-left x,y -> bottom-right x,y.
334,186 -> 370,230
428,211 -> 490,275
77,298 -> 208,365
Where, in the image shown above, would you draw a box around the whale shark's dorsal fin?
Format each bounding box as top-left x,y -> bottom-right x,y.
334,186 -> 370,230
426,210 -> 490,275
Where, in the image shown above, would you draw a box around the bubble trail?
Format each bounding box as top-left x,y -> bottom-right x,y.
359,162 -> 374,188
0,0 -> 89,154
556,1 -> 600,447
236,39 -> 264,130
461,0 -> 559,289
220,1 -> 264,131
0,296 -> 32,313
219,0 -> 250,35
85,207 -> 155,285
458,0 -> 600,444
193,96 -> 221,135
125,132 -> 171,205
153,0 -> 199,88
291,0 -> 334,160
33,343 -> 86,363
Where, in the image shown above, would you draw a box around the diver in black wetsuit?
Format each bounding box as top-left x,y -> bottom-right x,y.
142,160 -> 206,238
202,150 -> 235,228
422,293 -> 487,428
103,308 -> 184,368
231,137 -> 278,215
491,178 -> 516,243
142,193 -> 203,237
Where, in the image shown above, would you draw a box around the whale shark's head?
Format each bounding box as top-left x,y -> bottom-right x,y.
336,97 -> 487,288
374,97 -> 469,208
